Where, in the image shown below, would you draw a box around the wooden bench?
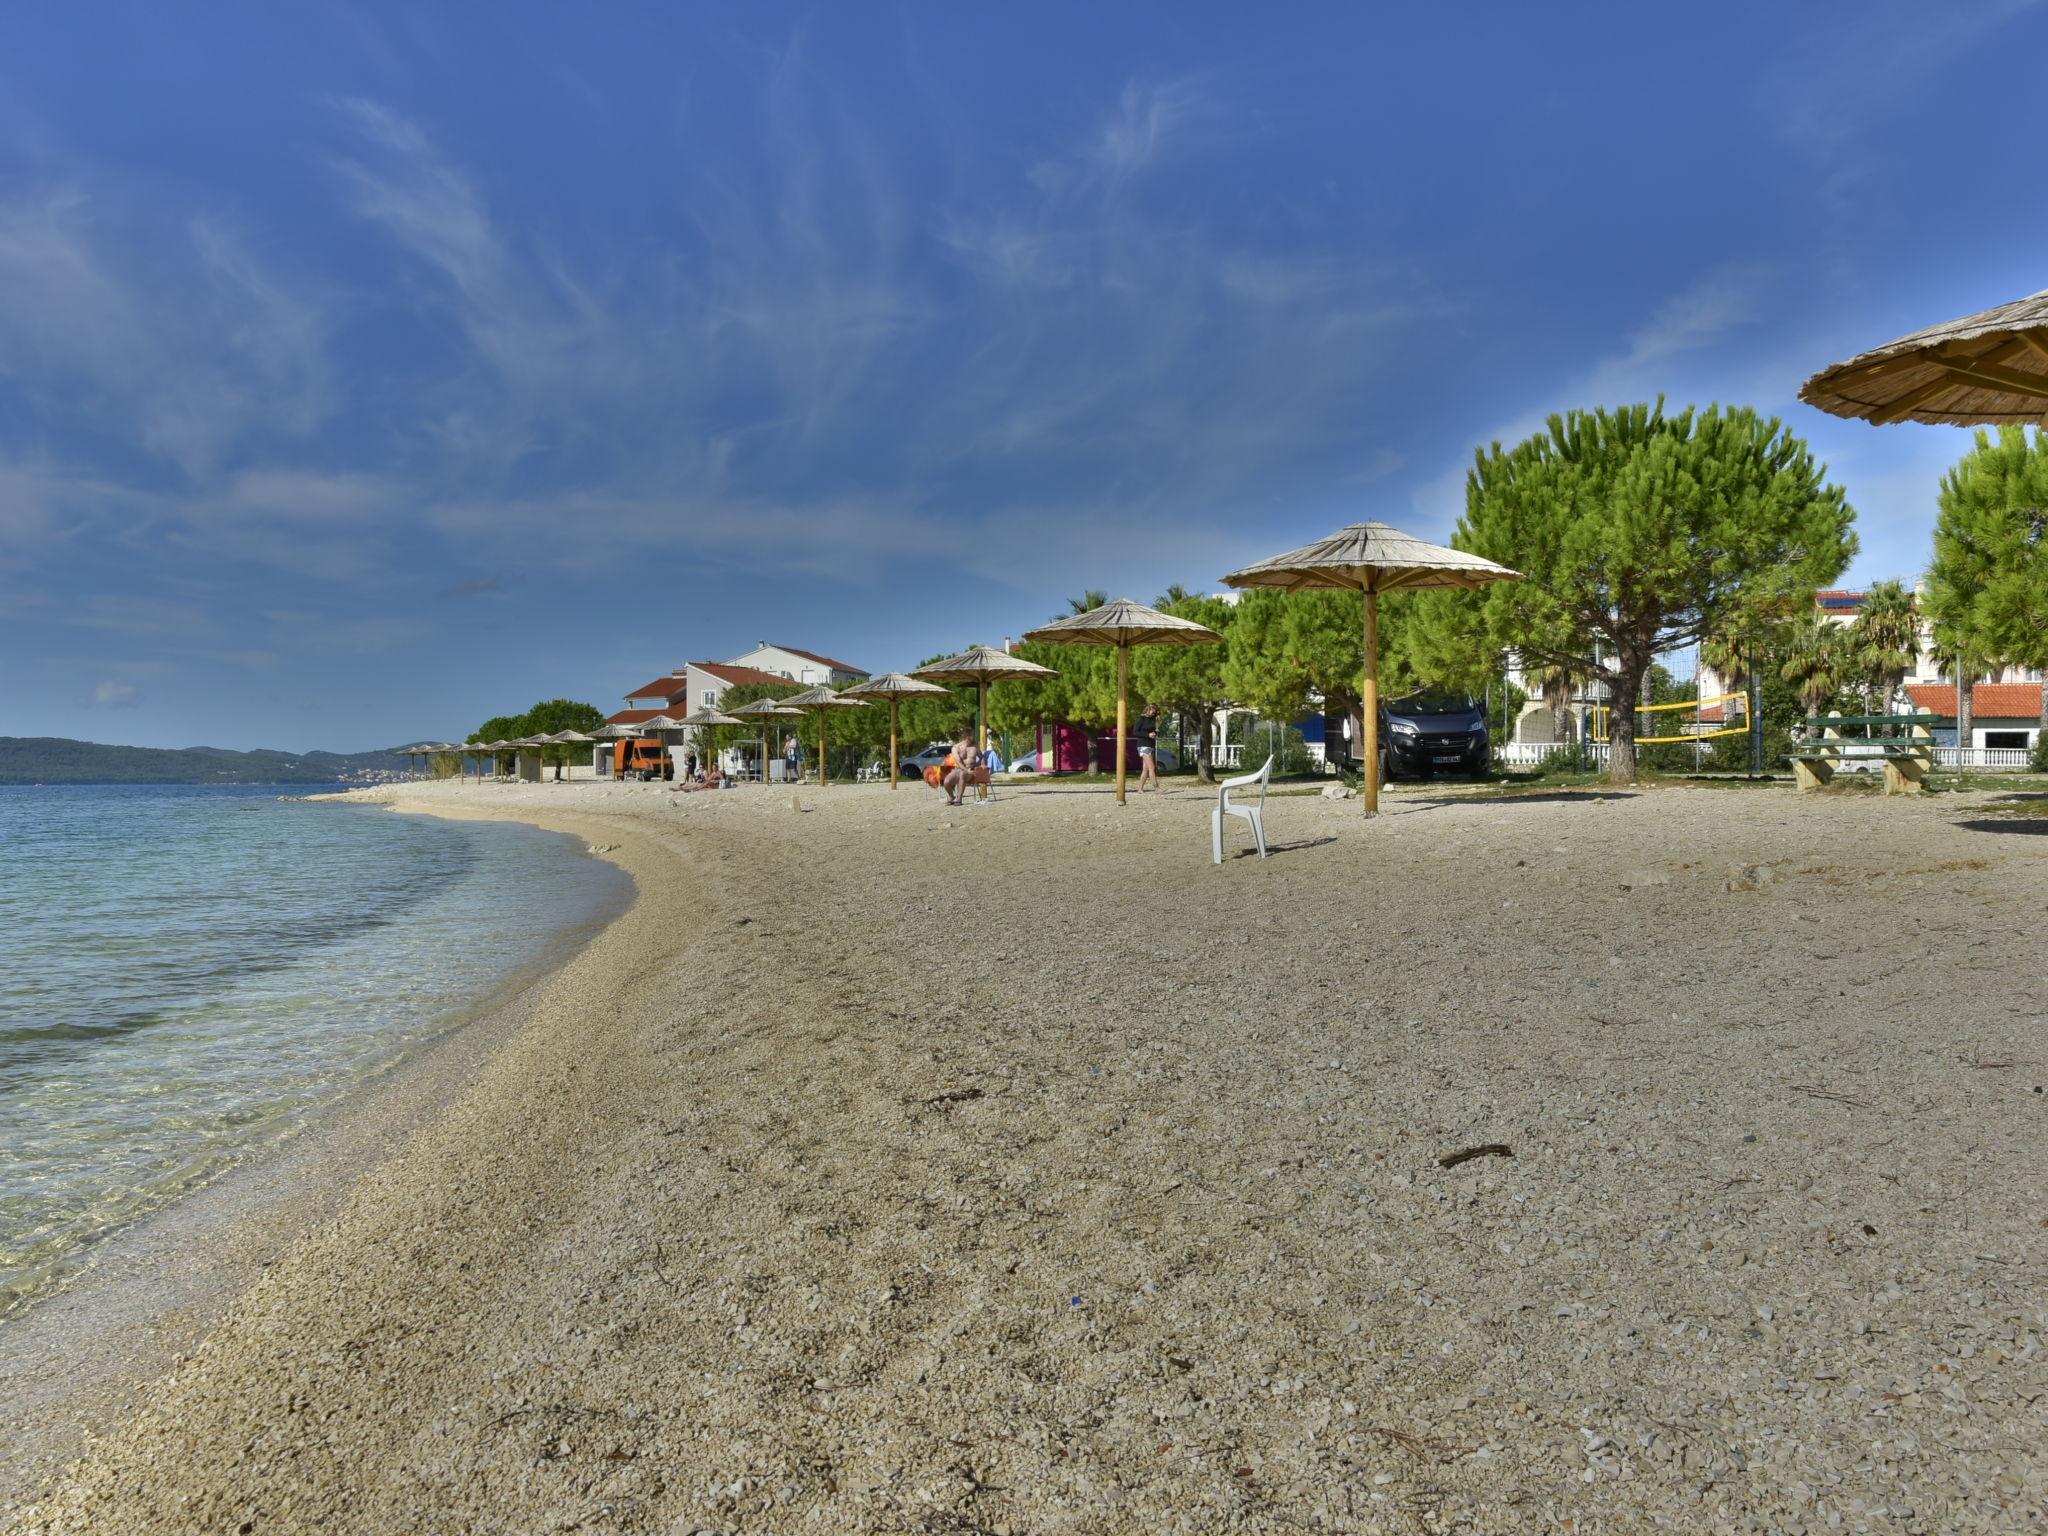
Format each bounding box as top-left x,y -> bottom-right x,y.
1788,714 -> 1951,795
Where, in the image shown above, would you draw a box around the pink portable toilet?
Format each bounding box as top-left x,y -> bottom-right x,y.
1053,722 -> 1092,773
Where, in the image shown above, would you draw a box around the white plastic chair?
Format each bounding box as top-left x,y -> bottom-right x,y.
1212,754 -> 1273,863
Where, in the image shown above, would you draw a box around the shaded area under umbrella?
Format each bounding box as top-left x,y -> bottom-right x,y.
1223,522 -> 1521,815
775,686 -> 867,787
844,672 -> 953,788
911,646 -> 1057,761
675,706 -> 742,779
1024,598 -> 1221,805
727,696 -> 802,781
543,729 -> 595,782
1800,288 -> 2048,427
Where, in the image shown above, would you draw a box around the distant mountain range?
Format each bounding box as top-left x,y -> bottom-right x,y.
0,736 -> 413,786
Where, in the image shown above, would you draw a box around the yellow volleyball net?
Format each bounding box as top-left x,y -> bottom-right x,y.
1590,691 -> 1750,745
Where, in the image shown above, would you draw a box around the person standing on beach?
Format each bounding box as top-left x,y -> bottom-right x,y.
1135,703 -> 1161,792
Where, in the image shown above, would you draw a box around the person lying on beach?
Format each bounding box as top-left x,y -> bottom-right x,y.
669,768 -> 724,793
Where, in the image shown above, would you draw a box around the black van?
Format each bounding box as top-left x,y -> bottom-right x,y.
1379,690 -> 1489,780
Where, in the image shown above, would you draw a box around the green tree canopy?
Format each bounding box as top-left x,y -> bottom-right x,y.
1437,400 -> 1855,782
1779,612 -> 1845,716
467,699 -> 606,765
1849,579 -> 1918,715
1926,425 -> 2048,725
1130,591 -> 1235,780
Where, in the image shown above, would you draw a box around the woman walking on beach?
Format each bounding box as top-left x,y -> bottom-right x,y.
1135,703 -> 1161,792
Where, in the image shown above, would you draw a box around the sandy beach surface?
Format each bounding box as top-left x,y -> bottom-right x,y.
11,775 -> 2047,1534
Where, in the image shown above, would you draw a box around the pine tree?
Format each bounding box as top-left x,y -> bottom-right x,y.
1436,402 -> 1855,783
1926,426 -> 2048,737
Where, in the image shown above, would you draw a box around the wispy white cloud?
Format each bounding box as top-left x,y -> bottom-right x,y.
0,187 -> 331,477
91,679 -> 139,708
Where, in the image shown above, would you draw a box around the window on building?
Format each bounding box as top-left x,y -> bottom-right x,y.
703,690 -> 718,705
1985,730 -> 2029,750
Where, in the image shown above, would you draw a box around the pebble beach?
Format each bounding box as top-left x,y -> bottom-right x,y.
12,776 -> 2047,1534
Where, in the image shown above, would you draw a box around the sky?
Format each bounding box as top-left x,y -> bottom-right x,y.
4,2 -> 2045,751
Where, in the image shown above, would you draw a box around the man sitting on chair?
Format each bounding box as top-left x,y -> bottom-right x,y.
939,730 -> 977,806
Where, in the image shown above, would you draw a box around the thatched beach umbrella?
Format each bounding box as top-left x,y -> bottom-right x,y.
675,705 -> 742,778
911,645 -> 1058,759
775,686 -> 867,788
843,672 -> 952,788
1024,598 -> 1221,806
542,729 -> 595,781
1800,288 -> 2048,427
589,722 -> 642,780
728,696 -> 802,780
1223,522 -> 1521,815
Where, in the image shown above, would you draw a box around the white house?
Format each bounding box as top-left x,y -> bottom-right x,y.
600,645 -> 871,779
723,642 -> 869,688
681,660 -> 812,714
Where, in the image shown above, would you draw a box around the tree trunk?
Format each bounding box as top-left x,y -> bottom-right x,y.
1608,652 -> 1650,785
1551,696 -> 1572,745
1196,707 -> 1215,784
1957,664 -> 1972,766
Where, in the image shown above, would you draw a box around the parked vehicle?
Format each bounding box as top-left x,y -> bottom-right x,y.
898,742 -> 951,781
1378,691 -> 1489,780
615,737 -> 670,780
1009,744 -> 1177,774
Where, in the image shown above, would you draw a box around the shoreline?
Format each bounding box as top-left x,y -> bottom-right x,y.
0,794 -> 647,1518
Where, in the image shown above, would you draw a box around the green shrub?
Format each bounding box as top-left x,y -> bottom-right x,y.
2031,733 -> 2048,773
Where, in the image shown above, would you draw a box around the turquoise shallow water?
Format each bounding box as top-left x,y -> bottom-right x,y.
0,785 -> 628,1318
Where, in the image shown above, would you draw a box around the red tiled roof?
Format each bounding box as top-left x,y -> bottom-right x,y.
693,661 -> 800,688
1905,682 -> 2042,719
624,674 -> 687,703
606,708 -> 668,727
765,643 -> 865,675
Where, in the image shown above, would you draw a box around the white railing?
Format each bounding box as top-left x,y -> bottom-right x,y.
1935,746 -> 2035,770
1499,741 -> 1610,767
1210,743 -> 1245,769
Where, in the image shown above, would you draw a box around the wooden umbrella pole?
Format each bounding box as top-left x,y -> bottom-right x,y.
889,700 -> 899,789
1115,643 -> 1129,805
818,711 -> 827,788
1362,585 -> 1381,815
978,682 -> 988,756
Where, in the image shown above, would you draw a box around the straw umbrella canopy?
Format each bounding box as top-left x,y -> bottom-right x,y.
775,686 -> 867,788
542,729 -> 595,781
587,721 -> 642,780
1800,288 -> 2048,427
727,696 -> 802,780
674,705 -> 742,777
1024,598 -> 1221,806
911,646 -> 1058,759
1222,521 -> 1522,815
843,672 -> 952,788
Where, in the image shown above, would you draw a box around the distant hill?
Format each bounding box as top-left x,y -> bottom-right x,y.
0,737 -> 413,786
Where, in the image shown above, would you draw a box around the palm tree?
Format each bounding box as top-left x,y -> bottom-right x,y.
1852,580 -> 1918,715
1521,657 -> 1587,746
1066,589 -> 1108,616
1780,614 -> 1843,716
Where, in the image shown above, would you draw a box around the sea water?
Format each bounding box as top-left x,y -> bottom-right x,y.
0,785 -> 628,1318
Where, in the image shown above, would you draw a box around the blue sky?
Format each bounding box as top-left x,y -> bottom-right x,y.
4,2 -> 2044,750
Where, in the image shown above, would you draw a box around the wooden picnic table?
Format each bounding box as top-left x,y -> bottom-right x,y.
1789,713 -> 1952,795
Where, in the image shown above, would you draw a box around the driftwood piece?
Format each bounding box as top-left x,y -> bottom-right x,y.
1437,1143 -> 1513,1169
